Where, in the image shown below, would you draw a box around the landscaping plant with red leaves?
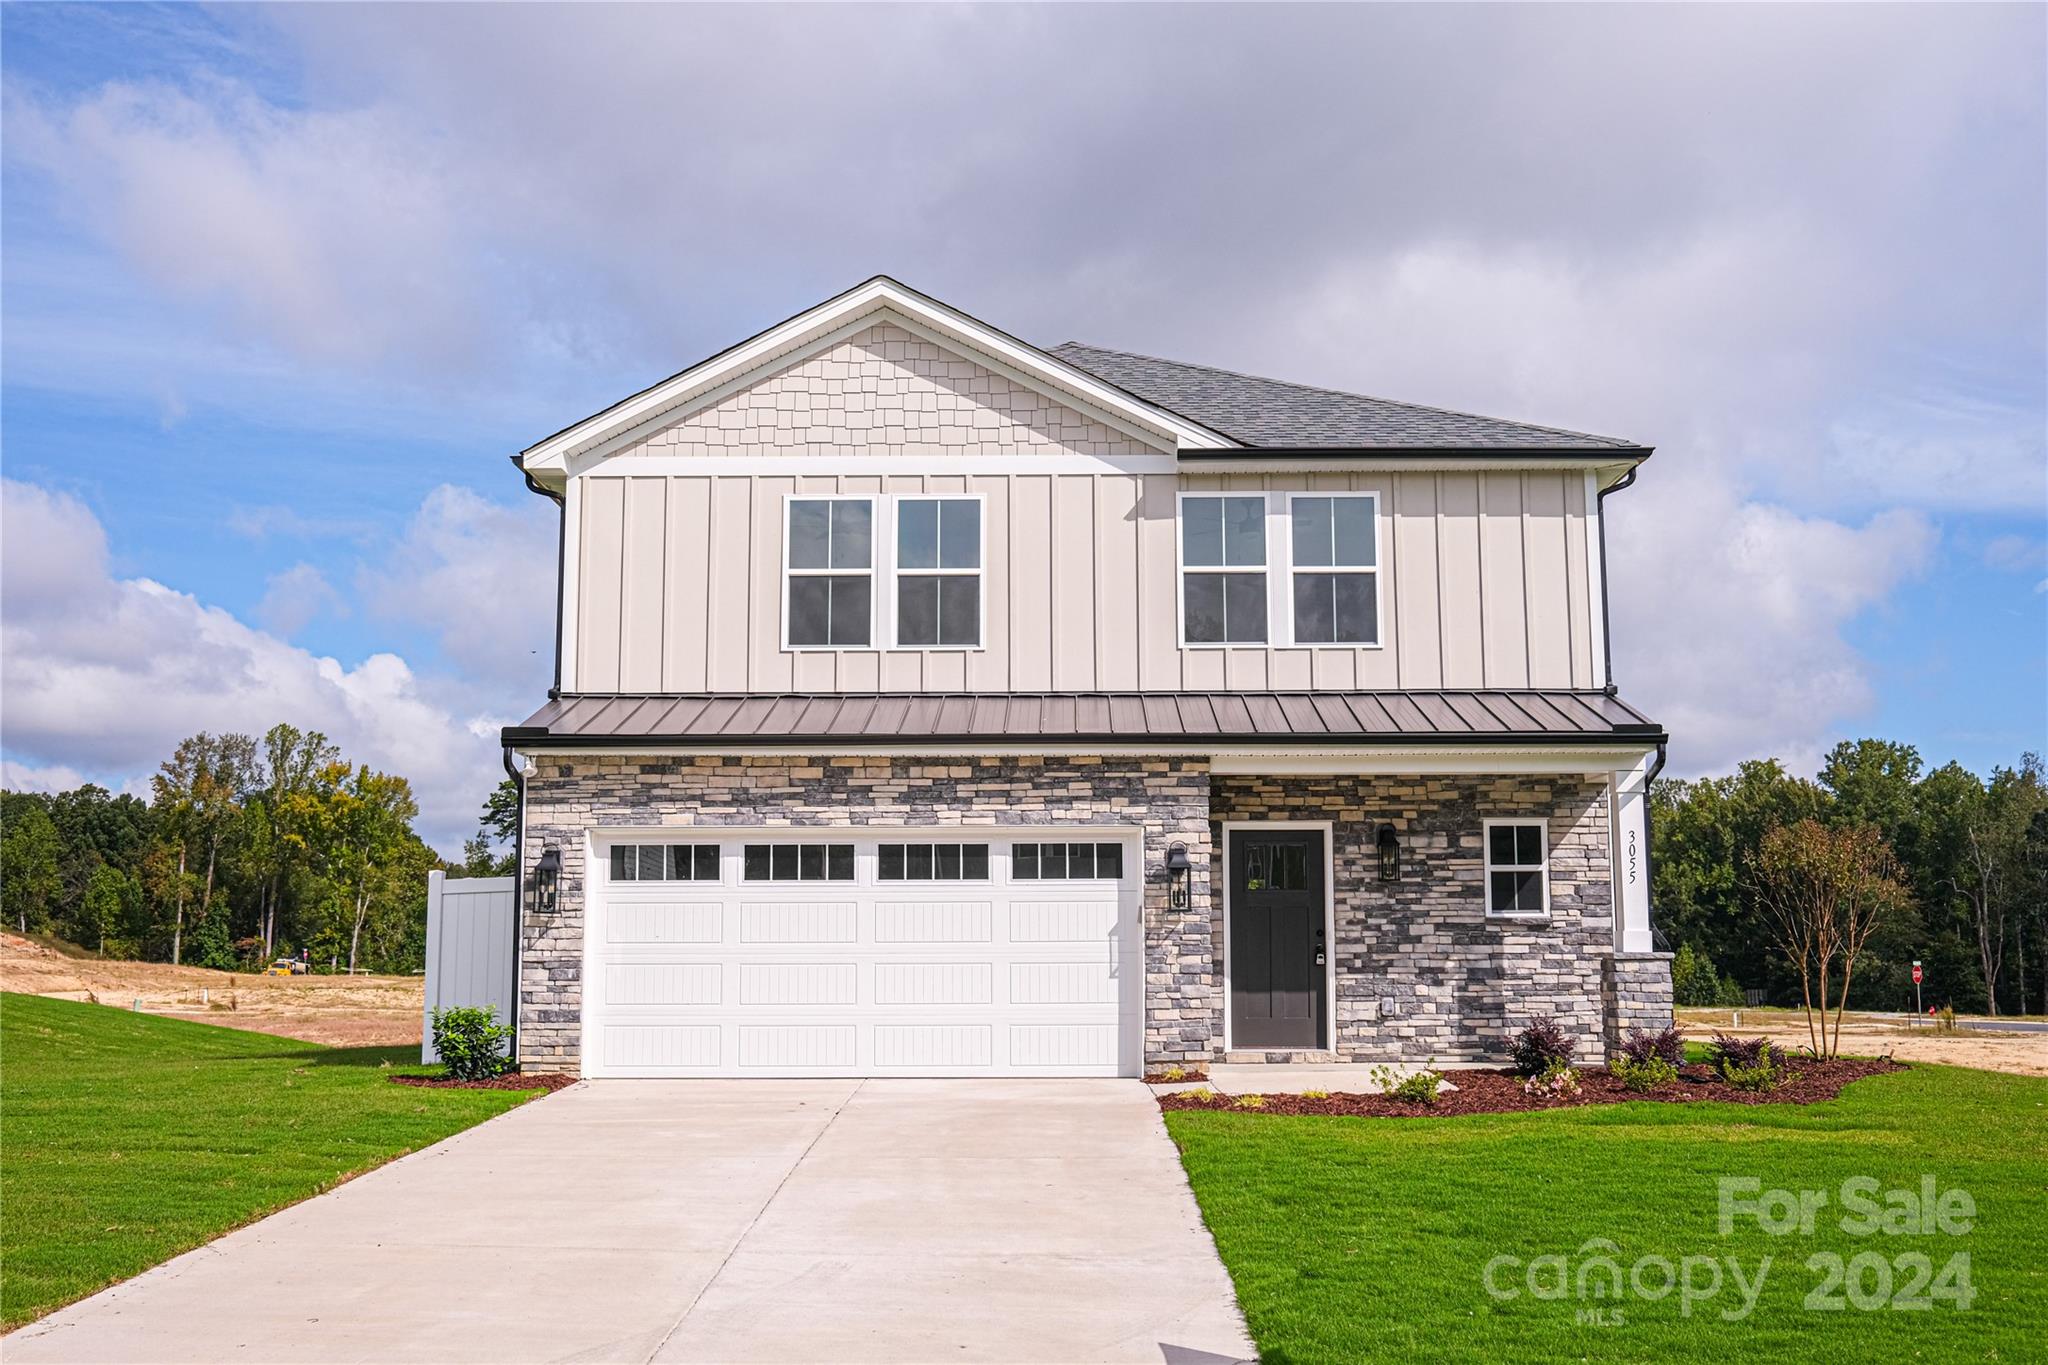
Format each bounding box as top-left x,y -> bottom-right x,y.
1157,1058 -> 1902,1118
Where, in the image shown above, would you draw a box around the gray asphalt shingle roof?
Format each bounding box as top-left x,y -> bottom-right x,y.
505,690 -> 1663,747
1049,342 -> 1644,451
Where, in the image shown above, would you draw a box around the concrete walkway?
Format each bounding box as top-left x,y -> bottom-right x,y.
5,1080 -> 1254,1364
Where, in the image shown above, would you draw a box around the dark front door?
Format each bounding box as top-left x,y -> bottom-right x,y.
1229,829 -> 1326,1049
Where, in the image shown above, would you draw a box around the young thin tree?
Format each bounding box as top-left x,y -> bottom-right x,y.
1752,819 -> 1912,1058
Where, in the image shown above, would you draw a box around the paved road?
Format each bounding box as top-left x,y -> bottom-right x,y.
1957,1019 -> 2048,1033
5,1079 -> 1253,1364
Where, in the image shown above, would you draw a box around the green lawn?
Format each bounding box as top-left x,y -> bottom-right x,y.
0,993 -> 541,1328
1167,1065 -> 2048,1363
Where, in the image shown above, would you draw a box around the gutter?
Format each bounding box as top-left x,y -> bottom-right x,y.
1176,445 -> 1655,462
511,456 -> 568,699
1595,465 -> 1640,695
499,726 -> 1668,750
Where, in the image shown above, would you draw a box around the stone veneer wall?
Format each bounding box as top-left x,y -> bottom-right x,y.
1603,952 -> 1677,1053
1210,774 -> 1617,1064
517,754 -> 1215,1073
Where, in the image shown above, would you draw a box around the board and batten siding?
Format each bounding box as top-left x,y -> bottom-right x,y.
567,469 -> 1600,694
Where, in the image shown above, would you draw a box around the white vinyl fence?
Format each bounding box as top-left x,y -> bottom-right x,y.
422,871 -> 519,1064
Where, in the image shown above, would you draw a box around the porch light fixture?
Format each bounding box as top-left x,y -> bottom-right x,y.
1164,843 -> 1191,910
530,846 -> 562,914
1375,824 -> 1401,882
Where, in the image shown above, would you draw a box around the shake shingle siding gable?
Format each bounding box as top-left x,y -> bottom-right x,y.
1049,341 -> 1644,451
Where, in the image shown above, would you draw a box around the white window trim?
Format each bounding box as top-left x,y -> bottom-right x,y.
1282,491 -> 1385,649
1175,490 -> 1274,649
781,494 -> 878,653
1481,817 -> 1552,919
889,493 -> 988,652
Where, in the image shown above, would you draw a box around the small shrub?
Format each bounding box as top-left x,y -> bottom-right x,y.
431,1006 -> 513,1081
1184,1086 -> 1219,1102
1300,1088 -> 1330,1100
1158,1064 -> 1187,1081
1509,1017 -> 1577,1078
1610,1055 -> 1679,1093
1617,1026 -> 1687,1069
1521,1059 -> 1582,1101
1707,1033 -> 1783,1092
1233,1093 -> 1269,1110
1933,1004 -> 1959,1035
1371,1062 -> 1445,1107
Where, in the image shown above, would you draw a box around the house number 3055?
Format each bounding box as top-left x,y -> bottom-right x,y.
1625,828 -> 1639,885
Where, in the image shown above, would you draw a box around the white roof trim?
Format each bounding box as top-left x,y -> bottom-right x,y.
520,276 -> 1238,472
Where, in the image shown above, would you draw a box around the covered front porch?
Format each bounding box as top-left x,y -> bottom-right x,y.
1200,748 -> 1669,1069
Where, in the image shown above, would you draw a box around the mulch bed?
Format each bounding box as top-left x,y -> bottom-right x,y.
1143,1069 -> 1211,1084
389,1072 -> 579,1093
1158,1058 -> 1904,1118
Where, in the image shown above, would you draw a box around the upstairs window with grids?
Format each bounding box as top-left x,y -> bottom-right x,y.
785,498 -> 874,648
895,498 -> 982,647
1289,494 -> 1379,645
1180,495 -> 1268,645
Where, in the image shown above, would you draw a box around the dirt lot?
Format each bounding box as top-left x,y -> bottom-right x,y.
0,933 -> 423,1047
1677,1007 -> 2048,1077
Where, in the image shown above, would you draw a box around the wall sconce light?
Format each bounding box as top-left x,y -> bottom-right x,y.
530,846 -> 561,914
1164,842 -> 1191,910
1376,824 -> 1401,882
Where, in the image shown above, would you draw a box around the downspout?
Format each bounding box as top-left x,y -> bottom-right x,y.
514,457 -> 568,699
1595,466 -> 1638,696
502,744 -> 527,1064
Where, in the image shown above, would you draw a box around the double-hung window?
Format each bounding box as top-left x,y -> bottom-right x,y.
1483,820 -> 1550,917
895,498 -> 982,647
1180,495 -> 1268,645
1289,494 -> 1379,645
785,498 -> 873,648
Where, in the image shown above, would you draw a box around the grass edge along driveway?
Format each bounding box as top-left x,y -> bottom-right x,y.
0,992 -> 544,1328
1167,1064 -> 2048,1364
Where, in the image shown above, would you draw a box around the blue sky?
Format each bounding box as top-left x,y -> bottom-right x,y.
3,3 -> 2043,850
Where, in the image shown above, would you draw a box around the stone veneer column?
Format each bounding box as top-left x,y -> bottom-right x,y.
1602,952 -> 1677,1056
515,753 -> 1218,1075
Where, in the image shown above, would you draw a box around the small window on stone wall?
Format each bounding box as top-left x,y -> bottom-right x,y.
1483,820 -> 1549,917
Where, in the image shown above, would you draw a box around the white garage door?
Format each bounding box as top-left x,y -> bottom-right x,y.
582,831 -> 1143,1078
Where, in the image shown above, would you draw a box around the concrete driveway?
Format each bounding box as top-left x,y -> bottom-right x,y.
6,1080 -> 1254,1364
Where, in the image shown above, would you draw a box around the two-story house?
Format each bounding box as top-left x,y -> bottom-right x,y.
501,277 -> 1673,1078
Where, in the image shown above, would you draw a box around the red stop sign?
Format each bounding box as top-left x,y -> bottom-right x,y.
1912,964 -> 1923,984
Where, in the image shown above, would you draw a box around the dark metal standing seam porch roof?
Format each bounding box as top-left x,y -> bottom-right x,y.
503,690 -> 1664,748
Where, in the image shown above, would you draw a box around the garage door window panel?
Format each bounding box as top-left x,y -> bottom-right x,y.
743,843 -> 856,882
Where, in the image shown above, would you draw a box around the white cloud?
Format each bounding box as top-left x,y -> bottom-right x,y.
1,3 -> 2039,786
1983,534 -> 2048,576
1,478 -> 502,852
255,562 -> 346,637
1609,467 -> 1938,773
356,485 -> 556,692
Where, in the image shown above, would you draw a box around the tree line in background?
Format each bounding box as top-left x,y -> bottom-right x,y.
0,725 -> 513,975
1654,739 -> 2048,1018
